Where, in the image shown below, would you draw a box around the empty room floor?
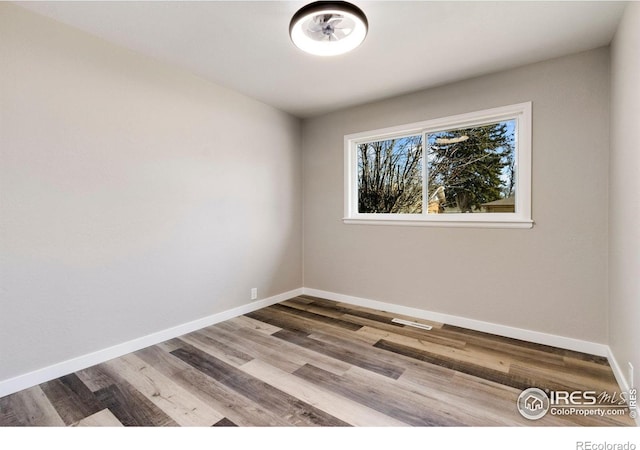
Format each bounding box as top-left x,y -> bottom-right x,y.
0,296 -> 633,427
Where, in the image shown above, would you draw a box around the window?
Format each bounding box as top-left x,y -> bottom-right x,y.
344,102 -> 532,228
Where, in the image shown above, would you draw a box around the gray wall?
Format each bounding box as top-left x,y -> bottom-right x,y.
609,2 -> 640,390
303,48 -> 610,343
0,4 -> 302,381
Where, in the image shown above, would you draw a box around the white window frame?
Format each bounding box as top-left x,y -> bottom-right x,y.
344,102 -> 533,229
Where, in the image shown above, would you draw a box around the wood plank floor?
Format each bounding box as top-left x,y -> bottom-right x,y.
0,296 -> 634,426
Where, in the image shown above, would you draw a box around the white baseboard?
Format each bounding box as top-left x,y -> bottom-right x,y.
608,349 -> 631,395
0,288 -> 303,398
607,348 -> 639,426
302,288 -> 610,357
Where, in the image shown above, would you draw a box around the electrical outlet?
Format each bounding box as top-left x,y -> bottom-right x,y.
251,288 -> 257,300
629,362 -> 634,388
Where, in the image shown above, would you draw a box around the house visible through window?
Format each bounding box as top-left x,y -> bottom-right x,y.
344,103 -> 532,228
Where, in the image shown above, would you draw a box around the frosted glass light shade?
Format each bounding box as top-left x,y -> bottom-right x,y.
289,1 -> 368,56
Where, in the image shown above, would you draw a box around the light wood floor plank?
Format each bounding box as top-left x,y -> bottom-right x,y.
229,315 -> 281,335
240,358 -> 409,427
360,325 -> 510,372
135,346 -> 292,426
293,363 -> 459,426
212,320 -> 352,375
508,362 -> 621,393
0,386 -> 65,426
344,364 -> 514,427
397,368 -> 527,426
72,408 -> 123,427
308,329 -> 459,383
274,328 -> 406,379
104,354 -> 226,426
179,332 -> 254,367
170,343 -> 349,426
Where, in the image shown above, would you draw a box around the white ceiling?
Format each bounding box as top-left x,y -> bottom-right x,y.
17,1 -> 626,118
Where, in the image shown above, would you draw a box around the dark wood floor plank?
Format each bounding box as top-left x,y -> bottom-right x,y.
40,373 -> 103,425
104,353 -> 225,426
212,417 -> 237,427
281,298 -> 346,319
298,295 -> 342,306
302,296 -> 443,330
424,327 -> 571,368
342,313 -> 468,348
245,310 -> 309,336
252,304 -> 379,345
440,324 -> 609,364
308,299 -> 403,325
170,343 -> 349,427
156,338 -> 186,353
293,363 -> 460,426
299,296 -> 409,326
179,331 -> 254,367
75,365 -> 118,392
246,307 -> 330,337
135,346 -> 291,426
269,303 -> 362,330
273,329 -> 406,380
284,299 -> 448,345
307,328 -> 461,383
289,296 -> 315,305
94,381 -> 177,427
247,306 -> 378,347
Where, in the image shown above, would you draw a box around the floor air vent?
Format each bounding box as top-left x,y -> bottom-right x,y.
391,318 -> 433,330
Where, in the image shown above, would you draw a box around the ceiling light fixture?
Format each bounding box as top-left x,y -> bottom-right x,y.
289,1 -> 368,56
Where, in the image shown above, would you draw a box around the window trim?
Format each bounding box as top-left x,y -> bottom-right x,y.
343,102 -> 533,229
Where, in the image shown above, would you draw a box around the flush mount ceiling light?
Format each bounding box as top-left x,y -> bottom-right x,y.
289,1 -> 368,56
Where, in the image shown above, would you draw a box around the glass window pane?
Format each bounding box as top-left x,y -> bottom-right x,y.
427,120 -> 516,214
357,135 -> 423,213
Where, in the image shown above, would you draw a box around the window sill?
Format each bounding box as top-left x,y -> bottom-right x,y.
343,217 -> 534,229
